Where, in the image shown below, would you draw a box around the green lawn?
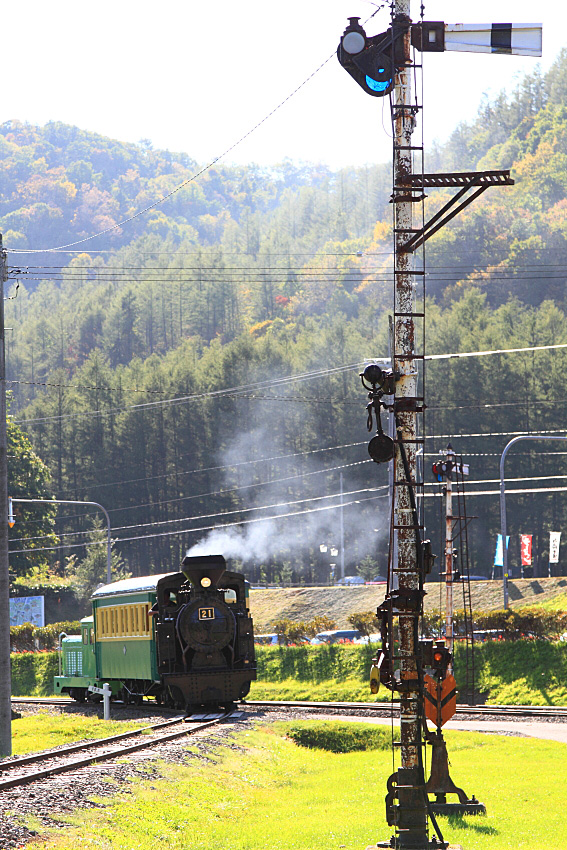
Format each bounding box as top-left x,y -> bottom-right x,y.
31,722 -> 567,850
9,711 -> 150,756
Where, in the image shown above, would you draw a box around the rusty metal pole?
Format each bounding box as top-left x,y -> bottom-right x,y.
444,446 -> 454,672
392,1 -> 428,846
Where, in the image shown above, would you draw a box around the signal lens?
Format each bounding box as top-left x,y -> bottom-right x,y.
201,577 -> 212,588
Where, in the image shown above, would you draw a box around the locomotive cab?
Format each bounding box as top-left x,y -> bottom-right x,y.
154,554 -> 256,713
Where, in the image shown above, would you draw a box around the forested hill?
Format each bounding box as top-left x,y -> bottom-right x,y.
6,51 -> 567,587
0,120 -> 390,255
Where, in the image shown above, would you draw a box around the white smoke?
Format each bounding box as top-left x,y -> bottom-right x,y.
185,418 -> 389,574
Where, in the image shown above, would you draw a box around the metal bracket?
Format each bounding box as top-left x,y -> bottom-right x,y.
395,170 -> 514,252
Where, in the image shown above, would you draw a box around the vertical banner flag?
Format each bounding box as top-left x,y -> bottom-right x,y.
494,534 -> 510,567
549,531 -> 562,564
520,534 -> 533,567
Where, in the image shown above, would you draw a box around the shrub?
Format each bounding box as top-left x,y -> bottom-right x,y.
305,616 -> 337,637
272,616 -> 337,644
10,620 -> 81,652
11,651 -> 58,696
348,612 -> 380,637
288,722 -> 390,753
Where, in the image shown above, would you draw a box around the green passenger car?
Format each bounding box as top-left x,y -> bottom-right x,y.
54,574 -> 172,702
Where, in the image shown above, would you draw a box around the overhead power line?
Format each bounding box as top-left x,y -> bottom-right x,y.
10,483 -> 388,545
14,341 -> 567,425
8,47 -> 344,254
9,491 -> 388,555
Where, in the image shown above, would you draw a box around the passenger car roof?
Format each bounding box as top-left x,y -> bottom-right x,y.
92,572 -> 179,598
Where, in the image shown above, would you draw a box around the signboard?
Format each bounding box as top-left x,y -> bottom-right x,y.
423,673 -> 457,727
494,534 -> 510,568
549,531 -> 561,564
520,534 -> 533,567
9,596 -> 45,627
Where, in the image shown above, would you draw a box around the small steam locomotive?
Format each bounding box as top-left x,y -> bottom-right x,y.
54,554 -> 256,713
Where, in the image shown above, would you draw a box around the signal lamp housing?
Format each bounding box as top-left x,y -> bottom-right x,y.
368,433 -> 395,464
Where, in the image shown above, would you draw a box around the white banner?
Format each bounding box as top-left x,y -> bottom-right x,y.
549,531 -> 562,564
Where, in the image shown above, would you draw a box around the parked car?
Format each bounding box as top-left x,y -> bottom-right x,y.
310,629 -> 362,644
336,576 -> 365,586
254,633 -> 280,645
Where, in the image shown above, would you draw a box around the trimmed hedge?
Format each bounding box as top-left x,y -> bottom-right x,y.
255,640 -> 567,705
256,643 -> 376,683
422,607 -> 567,640
10,621 -> 81,652
11,651 -> 58,696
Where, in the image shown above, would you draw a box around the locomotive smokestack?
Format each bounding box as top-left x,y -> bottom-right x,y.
182,554 -> 227,589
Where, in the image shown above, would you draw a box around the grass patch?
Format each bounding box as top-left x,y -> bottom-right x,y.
9,711 -> 150,757
29,723 -> 567,850
288,721 -> 390,752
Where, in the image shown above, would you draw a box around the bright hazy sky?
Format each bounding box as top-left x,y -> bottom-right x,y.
2,2 -> 563,169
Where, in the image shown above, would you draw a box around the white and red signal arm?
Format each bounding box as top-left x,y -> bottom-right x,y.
412,22 -> 542,57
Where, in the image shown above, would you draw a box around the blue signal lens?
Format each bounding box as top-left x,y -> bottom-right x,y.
366,75 -> 391,92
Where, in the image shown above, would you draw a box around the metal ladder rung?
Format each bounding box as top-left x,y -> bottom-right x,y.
393,354 -> 425,360
394,312 -> 425,318
393,524 -> 424,530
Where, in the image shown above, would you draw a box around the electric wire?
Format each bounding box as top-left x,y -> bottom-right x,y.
7,6 -> 385,256
12,341 -> 567,425
8,491 -> 389,554
9,483 -> 389,545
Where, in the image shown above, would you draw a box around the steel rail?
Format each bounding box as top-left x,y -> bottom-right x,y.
243,699 -> 567,719
0,715 -> 186,771
0,713 -> 229,791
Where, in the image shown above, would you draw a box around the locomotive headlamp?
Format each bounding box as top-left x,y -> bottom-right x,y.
200,576 -> 212,588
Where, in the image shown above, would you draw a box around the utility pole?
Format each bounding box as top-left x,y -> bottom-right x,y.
339,472 -> 345,581
390,4 -> 430,847
0,236 -> 11,756
444,446 -> 454,671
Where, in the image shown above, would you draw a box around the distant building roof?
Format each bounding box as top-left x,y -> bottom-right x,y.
92,572 -> 179,598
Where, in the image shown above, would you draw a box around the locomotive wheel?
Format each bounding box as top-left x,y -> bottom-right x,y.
69,688 -> 86,702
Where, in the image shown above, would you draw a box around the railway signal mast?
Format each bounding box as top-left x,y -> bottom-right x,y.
340,6 -> 541,849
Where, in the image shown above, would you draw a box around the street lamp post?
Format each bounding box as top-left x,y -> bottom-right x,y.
500,435 -> 567,607
12,498 -> 112,584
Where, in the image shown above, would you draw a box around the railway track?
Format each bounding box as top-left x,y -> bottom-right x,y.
1,710 -> 232,791
243,699 -> 567,720
12,695 -> 567,719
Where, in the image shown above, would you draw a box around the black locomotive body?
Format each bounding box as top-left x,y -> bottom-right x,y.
154,554 -> 256,711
